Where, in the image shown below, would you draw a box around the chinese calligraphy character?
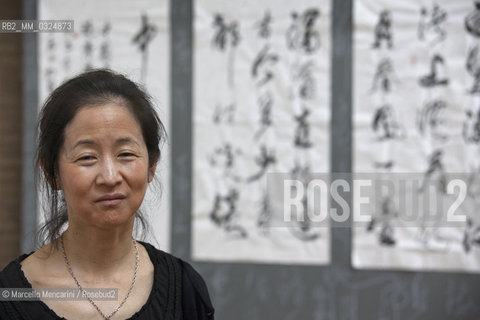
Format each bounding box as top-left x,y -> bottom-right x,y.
463,218 -> 480,253
419,54 -> 449,88
370,58 -> 394,93
289,163 -> 320,241
366,196 -> 398,246
213,103 -> 235,124
418,4 -> 447,45
420,149 -> 447,194
257,191 -> 271,236
293,61 -> 316,100
463,109 -> 480,143
245,145 -> 276,182
372,104 -> 405,140
252,45 -> 279,87
465,2 -> 480,38
255,11 -> 273,39
286,8 -> 321,53
466,45 -> 480,94
372,10 -> 393,49
294,108 -> 313,148
212,14 -> 240,50
417,100 -> 448,141
210,188 -> 248,238
132,14 -> 158,83
212,14 -> 240,88
254,92 -> 273,140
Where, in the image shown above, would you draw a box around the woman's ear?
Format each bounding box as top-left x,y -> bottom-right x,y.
148,162 -> 157,183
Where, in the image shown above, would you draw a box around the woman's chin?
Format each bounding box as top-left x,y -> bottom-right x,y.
81,211 -> 136,229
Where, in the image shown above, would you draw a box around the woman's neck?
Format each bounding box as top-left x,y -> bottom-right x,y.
60,224 -> 136,277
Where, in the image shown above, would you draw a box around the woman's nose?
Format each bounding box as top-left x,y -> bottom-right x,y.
97,158 -> 122,186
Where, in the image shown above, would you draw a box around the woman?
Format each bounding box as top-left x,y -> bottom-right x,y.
0,70 -> 214,319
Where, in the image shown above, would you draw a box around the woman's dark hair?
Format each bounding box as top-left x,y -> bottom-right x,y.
36,69 -> 166,247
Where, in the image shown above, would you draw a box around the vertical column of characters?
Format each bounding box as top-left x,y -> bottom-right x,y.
250,11 -> 277,236
415,2 -> 450,248
366,8 -> 401,247
207,12 -> 248,238
284,8 -> 324,241
462,2 -> 480,253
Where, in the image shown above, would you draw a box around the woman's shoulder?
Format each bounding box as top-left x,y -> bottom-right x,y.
0,254 -> 57,320
138,241 -> 215,320
0,253 -> 31,287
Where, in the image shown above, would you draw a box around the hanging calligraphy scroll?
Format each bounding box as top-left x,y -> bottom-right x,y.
353,0 -> 480,272
38,0 -> 171,250
193,0 -> 331,264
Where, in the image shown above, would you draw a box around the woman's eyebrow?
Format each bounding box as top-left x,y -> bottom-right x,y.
72,139 -> 95,150
116,137 -> 140,146
71,137 -> 140,150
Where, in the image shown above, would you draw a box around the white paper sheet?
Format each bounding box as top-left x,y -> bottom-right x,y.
193,0 -> 331,264
353,0 -> 480,272
38,0 -> 171,251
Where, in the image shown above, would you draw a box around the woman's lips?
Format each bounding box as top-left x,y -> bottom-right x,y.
95,193 -> 126,206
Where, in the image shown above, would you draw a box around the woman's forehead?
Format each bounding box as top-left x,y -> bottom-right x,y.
63,103 -> 144,146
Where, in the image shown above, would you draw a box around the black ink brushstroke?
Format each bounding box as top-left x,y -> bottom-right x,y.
465,2 -> 480,37
419,54 -> 449,88
286,8 -> 321,53
372,10 -> 393,49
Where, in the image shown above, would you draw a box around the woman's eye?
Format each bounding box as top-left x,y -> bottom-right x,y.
78,156 -> 95,161
119,152 -> 135,158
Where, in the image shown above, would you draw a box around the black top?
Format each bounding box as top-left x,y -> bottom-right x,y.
0,242 -> 214,320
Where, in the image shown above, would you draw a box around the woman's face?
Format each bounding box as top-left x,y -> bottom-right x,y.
57,102 -> 155,229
